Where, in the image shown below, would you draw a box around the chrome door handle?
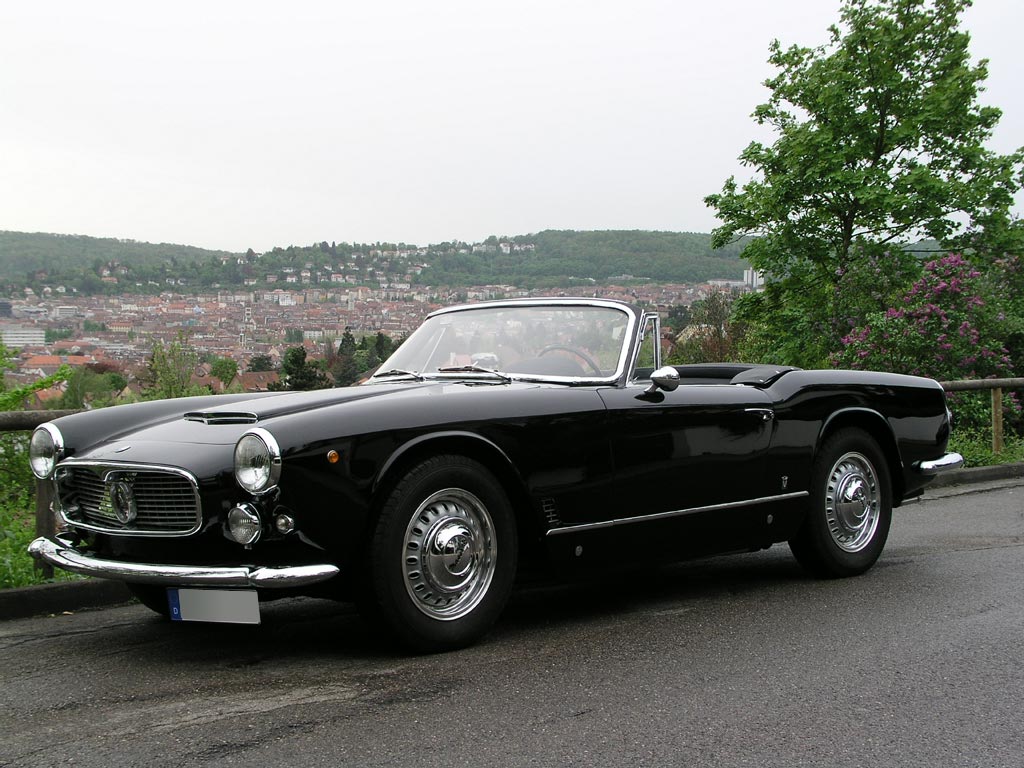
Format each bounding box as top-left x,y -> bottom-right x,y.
744,408 -> 774,422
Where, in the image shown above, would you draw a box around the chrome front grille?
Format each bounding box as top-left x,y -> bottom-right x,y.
55,463 -> 202,536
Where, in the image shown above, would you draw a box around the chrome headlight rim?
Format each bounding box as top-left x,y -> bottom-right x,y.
29,423 -> 65,479
233,427 -> 282,495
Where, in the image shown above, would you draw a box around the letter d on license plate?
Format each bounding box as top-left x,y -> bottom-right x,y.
167,588 -> 260,624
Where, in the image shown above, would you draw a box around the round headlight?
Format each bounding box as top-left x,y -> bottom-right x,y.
29,424 -> 63,479
228,504 -> 262,545
233,428 -> 281,494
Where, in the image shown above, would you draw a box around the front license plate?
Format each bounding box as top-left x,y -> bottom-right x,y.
167,588 -> 261,625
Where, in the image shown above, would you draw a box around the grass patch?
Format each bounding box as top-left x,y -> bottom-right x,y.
0,432 -> 79,589
0,498 -> 81,589
948,428 -> 1024,468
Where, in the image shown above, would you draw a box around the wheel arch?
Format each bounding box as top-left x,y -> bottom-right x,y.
372,431 -> 543,560
816,408 -> 904,503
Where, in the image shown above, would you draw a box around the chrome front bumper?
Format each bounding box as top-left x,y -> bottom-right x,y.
916,452 -> 965,476
28,535 -> 340,589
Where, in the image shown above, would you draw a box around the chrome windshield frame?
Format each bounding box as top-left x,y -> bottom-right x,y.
373,298 -> 641,387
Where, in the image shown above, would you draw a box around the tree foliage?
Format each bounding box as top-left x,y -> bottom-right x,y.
706,0 -> 1024,367
269,347 -> 329,391
209,357 -> 238,387
668,291 -> 742,364
142,331 -> 204,399
247,354 -> 276,372
0,342 -> 72,411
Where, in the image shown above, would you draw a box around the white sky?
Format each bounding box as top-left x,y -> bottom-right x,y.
1,0 -> 1021,253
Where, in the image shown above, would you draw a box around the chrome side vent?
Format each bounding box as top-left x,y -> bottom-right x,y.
184,411 -> 259,425
542,497 -> 562,528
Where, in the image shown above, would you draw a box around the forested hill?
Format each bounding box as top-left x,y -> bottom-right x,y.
0,231 -> 235,278
0,229 -> 747,293
418,230 -> 747,286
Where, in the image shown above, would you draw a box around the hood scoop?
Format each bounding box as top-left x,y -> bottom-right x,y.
184,411 -> 259,425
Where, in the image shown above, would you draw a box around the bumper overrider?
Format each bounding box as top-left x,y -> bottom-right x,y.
28,534 -> 340,589
916,452 -> 965,476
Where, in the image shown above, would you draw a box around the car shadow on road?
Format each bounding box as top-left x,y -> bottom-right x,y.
99,545 -> 819,663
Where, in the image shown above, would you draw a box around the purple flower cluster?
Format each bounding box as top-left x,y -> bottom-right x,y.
836,254 -> 1011,382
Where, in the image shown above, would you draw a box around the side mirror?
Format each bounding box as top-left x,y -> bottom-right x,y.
645,366 -> 680,394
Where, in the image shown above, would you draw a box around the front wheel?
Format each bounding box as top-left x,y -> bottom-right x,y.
361,455 -> 518,652
789,429 -> 892,578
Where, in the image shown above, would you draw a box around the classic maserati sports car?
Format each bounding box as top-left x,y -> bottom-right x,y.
29,298 -> 962,650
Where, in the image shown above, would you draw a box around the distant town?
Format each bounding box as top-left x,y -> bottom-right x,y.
0,235 -> 762,401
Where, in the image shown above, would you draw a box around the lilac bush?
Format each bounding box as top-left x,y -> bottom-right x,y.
836,254 -> 1016,431
835,254 -> 1011,381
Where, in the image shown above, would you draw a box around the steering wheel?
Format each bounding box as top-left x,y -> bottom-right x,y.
537,344 -> 603,376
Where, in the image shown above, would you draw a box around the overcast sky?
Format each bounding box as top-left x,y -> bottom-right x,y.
2,1 -> 1021,253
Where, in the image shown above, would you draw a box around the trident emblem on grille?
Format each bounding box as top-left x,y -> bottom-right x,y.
109,480 -> 138,525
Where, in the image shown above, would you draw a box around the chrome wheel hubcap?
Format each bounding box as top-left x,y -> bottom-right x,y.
402,488 -> 496,620
825,451 -> 881,552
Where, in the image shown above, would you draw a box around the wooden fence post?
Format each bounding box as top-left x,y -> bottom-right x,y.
992,386 -> 1004,454
34,478 -> 55,578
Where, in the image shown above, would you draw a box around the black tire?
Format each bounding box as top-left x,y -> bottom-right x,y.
789,429 -> 892,578
360,455 -> 517,652
126,583 -> 171,618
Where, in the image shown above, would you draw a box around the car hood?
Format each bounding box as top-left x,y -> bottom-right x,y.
67,380 -> 534,463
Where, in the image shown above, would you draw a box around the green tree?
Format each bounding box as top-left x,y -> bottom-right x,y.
330,354 -> 360,387
668,291 -> 741,364
247,353 -> 275,372
338,330 -> 357,356
209,357 -> 238,388
706,0 -> 1024,366
284,327 -> 304,343
270,347 -> 329,391
143,331 -> 202,399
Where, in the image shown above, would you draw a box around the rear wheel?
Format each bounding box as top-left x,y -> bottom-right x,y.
789,429 -> 892,578
361,455 -> 517,652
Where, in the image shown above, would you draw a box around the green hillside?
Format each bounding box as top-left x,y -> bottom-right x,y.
0,229 -> 747,294
418,230 -> 747,286
0,231 -> 237,279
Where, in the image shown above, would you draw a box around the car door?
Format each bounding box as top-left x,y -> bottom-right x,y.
597,380 -> 775,521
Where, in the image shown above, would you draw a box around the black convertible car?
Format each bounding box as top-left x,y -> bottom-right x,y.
29,298 -> 962,650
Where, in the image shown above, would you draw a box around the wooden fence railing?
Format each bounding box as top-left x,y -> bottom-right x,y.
938,377 -> 1024,454
3,378 -> 1022,578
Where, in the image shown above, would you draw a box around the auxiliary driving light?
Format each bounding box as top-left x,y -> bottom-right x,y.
228,504 -> 262,545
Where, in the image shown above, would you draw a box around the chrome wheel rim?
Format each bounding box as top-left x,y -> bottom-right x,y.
402,488 -> 496,620
825,451 -> 881,553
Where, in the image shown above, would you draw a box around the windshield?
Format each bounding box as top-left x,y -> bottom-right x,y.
374,303 -> 633,381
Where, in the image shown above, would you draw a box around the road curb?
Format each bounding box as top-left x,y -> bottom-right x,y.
926,462 -> 1024,488
0,578 -> 132,621
4,462 -> 1023,621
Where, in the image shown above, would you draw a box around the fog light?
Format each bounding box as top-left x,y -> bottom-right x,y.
228,504 -> 262,545
275,514 -> 296,534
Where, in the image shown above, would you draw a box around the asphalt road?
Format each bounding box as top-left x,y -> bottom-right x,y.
2,482 -> 1022,768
